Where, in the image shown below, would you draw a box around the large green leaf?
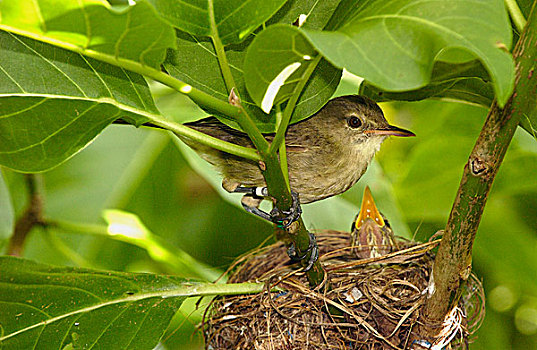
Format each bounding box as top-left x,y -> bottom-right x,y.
360,60 -> 494,107
163,0 -> 344,132
244,24 -> 341,119
360,60 -> 537,138
0,0 -> 176,69
146,0 -> 287,45
0,32 -> 161,172
301,0 -> 515,106
165,30 -> 342,132
0,256 -> 264,348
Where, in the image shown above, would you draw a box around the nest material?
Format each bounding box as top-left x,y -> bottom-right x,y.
204,231 -> 484,349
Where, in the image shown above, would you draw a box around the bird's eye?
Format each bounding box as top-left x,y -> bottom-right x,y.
347,116 -> 363,129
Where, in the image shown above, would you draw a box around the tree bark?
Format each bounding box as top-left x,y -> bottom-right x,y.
422,1 -> 537,338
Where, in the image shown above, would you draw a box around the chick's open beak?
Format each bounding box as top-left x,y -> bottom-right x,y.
365,124 -> 415,137
354,186 -> 385,229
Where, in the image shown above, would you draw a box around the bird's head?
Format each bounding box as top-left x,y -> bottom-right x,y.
316,95 -> 415,146
351,186 -> 398,259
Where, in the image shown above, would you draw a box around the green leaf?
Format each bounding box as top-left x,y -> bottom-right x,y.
361,59 -> 537,137
301,0 -> 515,106
520,113 -> 537,139
145,0 -> 287,45
267,0 -> 343,30
165,29 -> 342,132
0,256 -> 264,348
244,24 -> 341,119
360,60 -> 494,108
0,32 -> 161,172
0,0 -> 176,69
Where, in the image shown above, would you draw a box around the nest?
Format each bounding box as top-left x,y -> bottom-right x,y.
203,231 -> 484,349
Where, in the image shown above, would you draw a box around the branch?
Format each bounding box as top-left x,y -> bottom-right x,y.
201,20 -> 325,285
505,0 -> 527,33
7,174 -> 44,256
422,1 -> 537,337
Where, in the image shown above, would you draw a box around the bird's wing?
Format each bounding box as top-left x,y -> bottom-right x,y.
184,117 -> 252,146
185,117 -> 319,153
285,144 -> 309,153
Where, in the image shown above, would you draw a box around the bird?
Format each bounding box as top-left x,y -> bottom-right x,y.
181,95 -> 414,215
351,186 -> 398,259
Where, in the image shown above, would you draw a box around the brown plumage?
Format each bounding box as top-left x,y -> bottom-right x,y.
181,95 -> 414,204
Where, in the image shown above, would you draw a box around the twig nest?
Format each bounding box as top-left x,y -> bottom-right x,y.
204,231 -> 484,349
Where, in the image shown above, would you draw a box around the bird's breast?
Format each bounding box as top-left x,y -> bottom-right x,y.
287,137 -> 384,203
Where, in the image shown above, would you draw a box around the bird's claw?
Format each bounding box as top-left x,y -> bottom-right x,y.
235,187 -> 302,229
287,232 -> 319,272
270,190 -> 302,228
234,186 -> 316,271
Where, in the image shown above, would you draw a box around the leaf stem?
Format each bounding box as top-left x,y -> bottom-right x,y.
205,5 -> 270,156
208,0 -> 237,93
275,106 -> 290,188
148,115 -> 261,162
505,0 -> 527,33
269,55 -> 322,154
0,26 -> 241,119
203,25 -> 324,285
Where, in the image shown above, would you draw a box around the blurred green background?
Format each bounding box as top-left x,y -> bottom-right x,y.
1,77 -> 536,348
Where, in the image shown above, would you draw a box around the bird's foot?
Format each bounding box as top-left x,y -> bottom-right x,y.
269,190 -> 302,228
287,232 -> 319,272
234,187 -> 302,229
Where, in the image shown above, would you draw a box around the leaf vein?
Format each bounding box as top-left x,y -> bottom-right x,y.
0,97 -> 48,120
9,34 -> 88,98
88,301 -> 132,348
0,62 -> 26,93
0,103 -> 102,155
79,55 -> 114,98
121,69 -> 148,111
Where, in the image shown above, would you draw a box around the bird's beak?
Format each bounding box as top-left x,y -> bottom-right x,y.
365,124 -> 415,137
354,186 -> 385,230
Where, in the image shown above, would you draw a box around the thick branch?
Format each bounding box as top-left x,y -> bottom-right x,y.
422,2 -> 537,336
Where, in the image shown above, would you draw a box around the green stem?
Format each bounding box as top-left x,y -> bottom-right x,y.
422,1 -> 537,338
275,106 -> 290,188
202,38 -> 324,284
205,9 -> 270,155
235,104 -> 271,155
0,25 -> 240,119
269,55 -> 322,154
259,56 -> 325,286
208,0 -> 237,94
505,0 -> 527,33
149,115 -> 261,162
